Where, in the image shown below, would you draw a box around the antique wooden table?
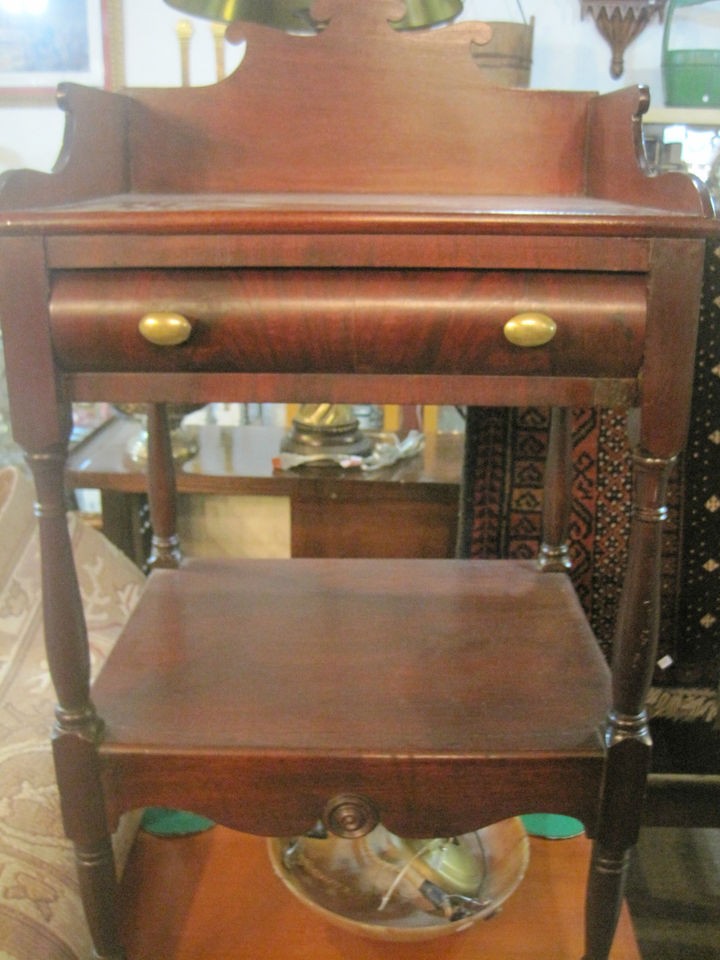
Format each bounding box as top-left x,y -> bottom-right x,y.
66,420 -> 463,562
0,4 -> 717,958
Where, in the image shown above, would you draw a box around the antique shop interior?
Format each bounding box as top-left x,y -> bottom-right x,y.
0,1 -> 719,958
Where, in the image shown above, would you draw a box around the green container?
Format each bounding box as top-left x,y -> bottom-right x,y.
662,0 -> 720,107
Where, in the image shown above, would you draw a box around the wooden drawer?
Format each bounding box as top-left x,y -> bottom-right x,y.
49,268 -> 646,378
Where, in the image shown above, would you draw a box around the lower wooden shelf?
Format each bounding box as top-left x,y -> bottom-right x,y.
119,827 -> 641,959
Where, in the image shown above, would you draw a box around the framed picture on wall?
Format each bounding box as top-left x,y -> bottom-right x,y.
0,0 -> 123,100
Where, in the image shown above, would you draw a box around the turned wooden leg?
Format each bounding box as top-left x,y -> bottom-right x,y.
583,844 -> 631,960
52,725 -> 125,959
583,709 -> 651,959
75,840 -> 126,960
583,450 -> 675,960
539,406 -> 573,572
28,447 -> 126,959
146,402 -> 182,569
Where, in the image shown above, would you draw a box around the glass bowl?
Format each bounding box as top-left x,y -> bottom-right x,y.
268,817 -> 529,942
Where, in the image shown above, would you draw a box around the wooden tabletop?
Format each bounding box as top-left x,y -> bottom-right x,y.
66,419 -> 465,496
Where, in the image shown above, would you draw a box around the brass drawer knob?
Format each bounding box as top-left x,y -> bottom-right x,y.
324,794 -> 380,839
138,311 -> 193,346
503,311 -> 557,348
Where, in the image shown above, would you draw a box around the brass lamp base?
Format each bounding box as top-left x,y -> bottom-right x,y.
115,404 -> 202,466
281,403 -> 374,458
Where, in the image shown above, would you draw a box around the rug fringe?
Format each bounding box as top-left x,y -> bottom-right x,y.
647,687 -> 718,724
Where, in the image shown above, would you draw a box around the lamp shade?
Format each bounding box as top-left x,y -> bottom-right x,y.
163,0 -> 316,30
163,0 -> 463,29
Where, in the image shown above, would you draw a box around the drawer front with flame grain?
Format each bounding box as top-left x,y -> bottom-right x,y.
49,268 -> 647,378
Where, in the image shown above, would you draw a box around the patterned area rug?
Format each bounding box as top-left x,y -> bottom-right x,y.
457,243 -> 720,729
0,467 -> 144,960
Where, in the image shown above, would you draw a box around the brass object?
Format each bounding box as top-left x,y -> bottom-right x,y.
294,403 -> 356,430
115,403 -> 202,466
138,311 -> 194,347
581,1 -> 667,79
164,0 -> 316,29
323,794 -> 380,839
503,311 -> 557,348
163,0 -> 462,30
281,402 -> 374,458
175,19 -> 195,86
106,0 -> 126,89
211,21 -> 228,80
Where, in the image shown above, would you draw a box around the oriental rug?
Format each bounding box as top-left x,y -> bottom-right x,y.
457,240 -> 720,732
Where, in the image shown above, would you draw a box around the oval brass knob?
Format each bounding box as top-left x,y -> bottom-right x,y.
503,311 -> 557,348
138,311 -> 193,347
324,794 -> 380,839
